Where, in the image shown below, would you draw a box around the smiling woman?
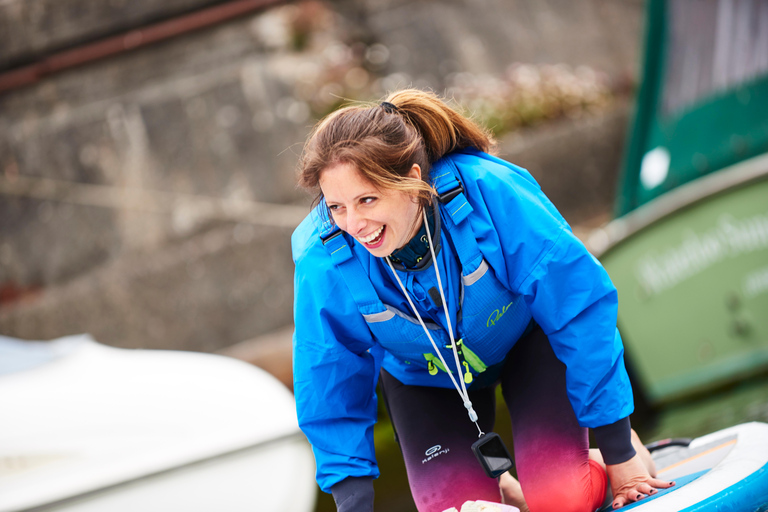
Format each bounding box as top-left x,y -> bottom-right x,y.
290,89 -> 672,512
320,162 -> 422,257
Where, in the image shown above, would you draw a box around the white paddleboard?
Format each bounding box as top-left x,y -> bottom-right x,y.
600,422 -> 768,511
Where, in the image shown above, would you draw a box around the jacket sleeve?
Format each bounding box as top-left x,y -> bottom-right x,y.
455,150 -> 634,429
292,222 -> 383,493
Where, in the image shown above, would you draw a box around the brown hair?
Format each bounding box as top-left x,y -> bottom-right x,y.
297,89 -> 495,213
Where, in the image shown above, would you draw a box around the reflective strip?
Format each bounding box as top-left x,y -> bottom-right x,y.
363,310 -> 395,323
364,305 -> 441,330
462,259 -> 489,286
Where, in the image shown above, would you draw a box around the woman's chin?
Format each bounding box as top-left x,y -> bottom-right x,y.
363,244 -> 390,258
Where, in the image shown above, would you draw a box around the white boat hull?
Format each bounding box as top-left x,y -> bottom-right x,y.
0,334 -> 316,512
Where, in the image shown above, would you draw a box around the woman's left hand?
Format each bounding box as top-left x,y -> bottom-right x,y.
606,454 -> 675,509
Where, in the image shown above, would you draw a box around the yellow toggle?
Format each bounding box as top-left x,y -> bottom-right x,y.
463,361 -> 473,384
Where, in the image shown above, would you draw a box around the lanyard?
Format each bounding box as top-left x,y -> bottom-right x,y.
386,209 -> 483,436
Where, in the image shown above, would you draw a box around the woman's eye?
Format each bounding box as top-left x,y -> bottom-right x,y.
328,204 -> 341,211
361,197 -> 377,205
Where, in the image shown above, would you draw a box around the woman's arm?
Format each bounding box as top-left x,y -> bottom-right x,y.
453,150 -> 634,428
453,150 -> 673,506
331,476 -> 375,512
292,218 -> 383,496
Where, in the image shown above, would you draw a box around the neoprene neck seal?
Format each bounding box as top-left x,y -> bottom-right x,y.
388,200 -> 439,271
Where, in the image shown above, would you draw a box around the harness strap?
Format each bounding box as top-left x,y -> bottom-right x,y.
430,159 -> 484,276
321,228 -> 382,315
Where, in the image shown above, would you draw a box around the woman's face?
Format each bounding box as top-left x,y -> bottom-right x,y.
320,162 -> 423,258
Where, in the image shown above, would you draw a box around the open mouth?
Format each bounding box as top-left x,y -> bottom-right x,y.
359,225 -> 386,247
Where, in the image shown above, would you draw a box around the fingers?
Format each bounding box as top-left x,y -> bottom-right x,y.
611,489 -> 644,509
637,479 -> 673,494
612,492 -> 643,509
611,479 -> 676,509
636,483 -> 657,496
648,478 -> 676,489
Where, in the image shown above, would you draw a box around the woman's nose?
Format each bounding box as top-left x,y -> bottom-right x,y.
346,207 -> 367,235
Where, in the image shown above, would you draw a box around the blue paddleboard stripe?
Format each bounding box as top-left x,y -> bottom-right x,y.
680,459 -> 768,512
598,471 -> 707,512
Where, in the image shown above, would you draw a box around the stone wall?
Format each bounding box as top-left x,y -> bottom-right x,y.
0,0 -> 227,67
1,4 -> 327,289
0,0 -> 642,352
0,222 -> 296,352
336,0 -> 643,89
501,98 -> 630,226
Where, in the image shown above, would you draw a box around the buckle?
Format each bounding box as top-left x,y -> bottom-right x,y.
321,228 -> 343,245
438,183 -> 464,204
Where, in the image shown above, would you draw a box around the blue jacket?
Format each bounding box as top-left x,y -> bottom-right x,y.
292,149 -> 633,492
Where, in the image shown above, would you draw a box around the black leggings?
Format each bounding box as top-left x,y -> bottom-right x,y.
379,325 -> 607,512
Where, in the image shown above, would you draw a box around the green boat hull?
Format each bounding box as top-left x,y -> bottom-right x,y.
593,157 -> 768,404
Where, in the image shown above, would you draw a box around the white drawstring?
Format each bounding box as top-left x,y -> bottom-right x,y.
385,209 -> 482,435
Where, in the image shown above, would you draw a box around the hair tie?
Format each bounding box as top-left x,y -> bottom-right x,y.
380,101 -> 399,114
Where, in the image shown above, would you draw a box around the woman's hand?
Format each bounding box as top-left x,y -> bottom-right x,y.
606,454 -> 675,509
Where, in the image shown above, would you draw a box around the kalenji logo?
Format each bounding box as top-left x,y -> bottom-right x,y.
422,445 -> 450,464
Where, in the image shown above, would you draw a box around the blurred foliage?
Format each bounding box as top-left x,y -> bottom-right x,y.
642,373 -> 768,441
446,64 -> 614,136
269,1 -> 618,138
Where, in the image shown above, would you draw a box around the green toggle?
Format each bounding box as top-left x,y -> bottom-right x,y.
457,339 -> 488,373
423,353 -> 451,374
462,361 -> 473,384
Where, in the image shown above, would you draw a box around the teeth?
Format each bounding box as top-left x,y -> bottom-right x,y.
359,226 -> 384,243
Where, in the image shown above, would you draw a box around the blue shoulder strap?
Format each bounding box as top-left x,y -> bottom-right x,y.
320,226 -> 383,315
430,157 -> 484,276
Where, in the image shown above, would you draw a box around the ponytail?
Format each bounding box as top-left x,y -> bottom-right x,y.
384,89 -> 495,163
297,89 -> 495,212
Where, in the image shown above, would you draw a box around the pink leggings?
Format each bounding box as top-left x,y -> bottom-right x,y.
380,325 -> 608,512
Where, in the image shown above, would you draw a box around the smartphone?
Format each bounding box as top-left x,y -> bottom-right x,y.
471,432 -> 514,478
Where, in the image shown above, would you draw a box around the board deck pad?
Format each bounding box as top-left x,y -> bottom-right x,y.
597,434 -> 739,511
653,435 -> 736,480
598,471 -> 706,512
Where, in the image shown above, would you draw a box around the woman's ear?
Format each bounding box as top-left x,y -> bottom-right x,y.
407,164 -> 422,180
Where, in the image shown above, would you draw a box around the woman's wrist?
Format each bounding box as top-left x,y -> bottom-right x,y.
593,416 -> 636,465
331,476 -> 375,512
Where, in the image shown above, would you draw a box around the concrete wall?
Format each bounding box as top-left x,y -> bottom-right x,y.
337,0 -> 643,89
0,222 -> 296,352
501,98 -> 630,226
1,4 -> 323,289
0,0 -> 642,353
0,0 -> 223,67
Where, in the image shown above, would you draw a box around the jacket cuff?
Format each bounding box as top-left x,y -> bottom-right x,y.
593,416 -> 636,465
331,476 -> 374,512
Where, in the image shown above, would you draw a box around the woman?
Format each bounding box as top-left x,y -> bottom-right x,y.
291,89 -> 673,512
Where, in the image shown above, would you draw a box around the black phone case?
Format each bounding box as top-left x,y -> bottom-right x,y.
471,432 -> 514,478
